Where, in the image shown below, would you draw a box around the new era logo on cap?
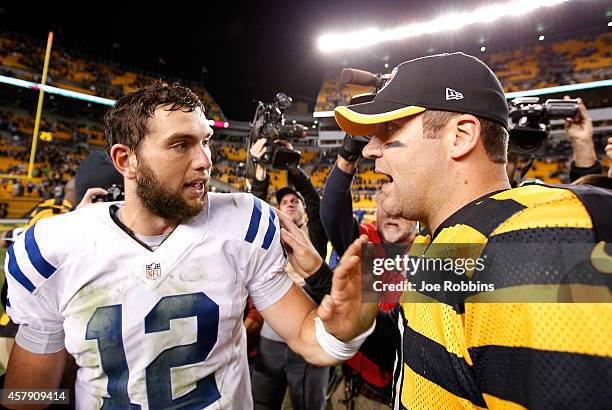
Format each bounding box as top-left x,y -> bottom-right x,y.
446,88 -> 464,101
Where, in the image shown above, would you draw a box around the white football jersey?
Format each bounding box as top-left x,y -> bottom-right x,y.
5,192 -> 292,409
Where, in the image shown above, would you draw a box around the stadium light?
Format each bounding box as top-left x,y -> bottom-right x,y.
318,0 -> 571,52
539,35 -> 545,41
608,21 -> 612,27
481,46 -> 486,52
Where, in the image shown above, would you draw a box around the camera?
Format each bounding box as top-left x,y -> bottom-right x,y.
93,184 -> 125,202
509,97 -> 579,156
248,93 -> 307,170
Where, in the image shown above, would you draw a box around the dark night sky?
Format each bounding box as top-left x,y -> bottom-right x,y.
0,1 -> 609,120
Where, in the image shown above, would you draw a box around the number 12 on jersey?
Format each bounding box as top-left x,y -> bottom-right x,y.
86,292 -> 221,409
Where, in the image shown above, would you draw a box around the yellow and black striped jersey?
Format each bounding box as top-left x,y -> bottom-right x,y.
394,184 -> 612,409
22,198 -> 73,231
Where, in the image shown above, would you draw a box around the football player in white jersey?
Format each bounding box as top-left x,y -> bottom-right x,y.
3,82 -> 376,409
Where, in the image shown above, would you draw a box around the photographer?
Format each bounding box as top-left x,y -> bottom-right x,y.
250,137 -> 328,259
249,137 -> 330,410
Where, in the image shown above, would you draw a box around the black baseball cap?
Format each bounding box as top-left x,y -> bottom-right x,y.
335,52 -> 508,136
276,187 -> 305,206
75,150 -> 123,203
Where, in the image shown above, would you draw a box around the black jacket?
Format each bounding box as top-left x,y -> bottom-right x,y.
320,164 -> 361,257
569,160 -> 602,182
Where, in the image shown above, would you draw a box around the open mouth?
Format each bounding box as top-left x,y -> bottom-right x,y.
183,179 -> 207,191
385,221 -> 399,229
376,169 -> 394,186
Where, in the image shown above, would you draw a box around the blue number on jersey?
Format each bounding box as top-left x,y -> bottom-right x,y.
86,305 -> 140,409
86,292 -> 221,409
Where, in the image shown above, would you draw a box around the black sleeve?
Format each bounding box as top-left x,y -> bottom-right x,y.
303,262 -> 333,303
250,174 -> 270,202
320,164 -> 361,257
358,305 -> 401,373
289,167 -> 328,259
569,160 -> 602,183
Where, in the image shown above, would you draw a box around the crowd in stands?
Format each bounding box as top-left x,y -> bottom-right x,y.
0,96 -> 608,217
315,31 -> 611,112
0,28 -> 608,217
484,31 -> 611,92
1,48 -> 610,410
0,110 -> 87,209
0,31 -> 226,121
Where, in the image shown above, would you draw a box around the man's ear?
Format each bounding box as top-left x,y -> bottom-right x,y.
449,114 -> 481,160
110,144 -> 137,180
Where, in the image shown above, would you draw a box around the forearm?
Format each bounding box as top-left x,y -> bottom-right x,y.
261,285 -> 339,366
4,345 -> 67,409
303,262 -> 333,302
289,167 -> 318,199
336,155 -> 357,174
250,173 -> 270,202
571,140 -> 598,168
288,308 -> 341,366
255,164 -> 267,181
321,162 -> 360,255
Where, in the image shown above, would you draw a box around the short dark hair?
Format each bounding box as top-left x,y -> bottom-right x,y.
104,81 -> 205,153
422,110 -> 508,164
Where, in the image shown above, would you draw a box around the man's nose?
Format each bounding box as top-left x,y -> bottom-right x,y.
193,145 -> 212,171
363,136 -> 383,159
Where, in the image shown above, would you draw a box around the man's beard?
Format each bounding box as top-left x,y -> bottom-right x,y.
136,161 -> 207,220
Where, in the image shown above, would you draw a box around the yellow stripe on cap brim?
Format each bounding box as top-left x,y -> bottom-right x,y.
334,105 -> 426,136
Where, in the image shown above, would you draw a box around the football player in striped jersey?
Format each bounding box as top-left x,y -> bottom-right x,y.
335,53 -> 611,409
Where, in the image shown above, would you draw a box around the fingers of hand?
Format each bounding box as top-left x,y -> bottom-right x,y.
342,234 -> 369,260
280,227 -> 298,250
85,188 -> 107,200
276,208 -> 301,235
334,254 -> 361,283
251,138 -> 267,155
317,295 -> 335,321
334,235 -> 369,279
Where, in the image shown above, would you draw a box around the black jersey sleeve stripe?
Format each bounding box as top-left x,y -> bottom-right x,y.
550,184 -> 612,242
471,228 -> 611,291
402,323 -> 487,407
470,345 -> 612,409
435,197 -> 526,239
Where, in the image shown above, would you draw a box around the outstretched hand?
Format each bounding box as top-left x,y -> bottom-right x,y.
318,235 -> 378,341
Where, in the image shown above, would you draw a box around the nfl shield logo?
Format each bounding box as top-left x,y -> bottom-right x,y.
146,263 -> 161,280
